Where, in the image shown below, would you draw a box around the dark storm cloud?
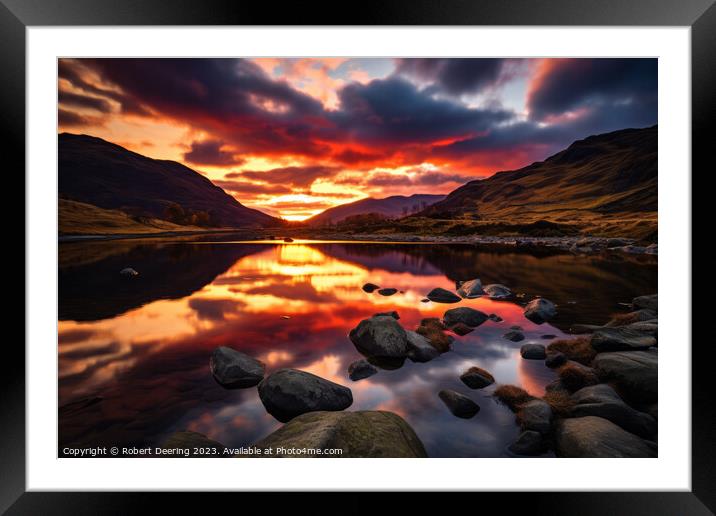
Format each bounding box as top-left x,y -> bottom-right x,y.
366,171 -> 472,188
213,180 -> 292,195
394,58 -> 509,95
183,139 -> 244,166
58,108 -> 101,127
240,165 -> 341,188
332,77 -> 512,144
528,58 -> 657,121
58,90 -> 113,113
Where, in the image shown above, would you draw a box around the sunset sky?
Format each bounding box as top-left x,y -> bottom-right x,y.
58,58 -> 657,220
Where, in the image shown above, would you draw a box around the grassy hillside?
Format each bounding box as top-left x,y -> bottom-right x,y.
59,199 -> 204,236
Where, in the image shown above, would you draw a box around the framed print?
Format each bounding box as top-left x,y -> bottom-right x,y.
5,0 -> 711,512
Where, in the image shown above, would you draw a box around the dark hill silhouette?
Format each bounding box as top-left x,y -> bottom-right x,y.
308,194 -> 445,226
59,133 -> 278,228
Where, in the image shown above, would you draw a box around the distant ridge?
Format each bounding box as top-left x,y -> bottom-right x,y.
308,193 -> 445,226
59,133 -> 278,228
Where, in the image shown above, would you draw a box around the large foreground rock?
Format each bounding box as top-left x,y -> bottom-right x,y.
591,327 -> 656,352
349,315 -> 409,358
210,347 -> 265,388
406,330 -> 440,362
252,411 -> 427,457
517,399 -> 553,434
426,287 -> 461,303
570,384 -> 656,439
457,279 -> 485,298
258,369 -> 353,422
593,349 -> 658,403
555,416 -> 656,457
523,298 -> 557,324
443,307 -> 489,328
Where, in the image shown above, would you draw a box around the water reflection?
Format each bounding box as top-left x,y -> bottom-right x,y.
58,240 -> 657,457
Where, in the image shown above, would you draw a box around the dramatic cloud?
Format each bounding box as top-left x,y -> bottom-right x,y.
183,140 -> 244,166
57,57 -> 657,219
395,58 -> 508,95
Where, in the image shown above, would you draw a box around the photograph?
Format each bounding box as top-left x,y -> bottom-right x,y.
56,57 -> 659,459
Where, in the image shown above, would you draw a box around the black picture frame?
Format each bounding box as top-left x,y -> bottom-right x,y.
4,0 -> 708,513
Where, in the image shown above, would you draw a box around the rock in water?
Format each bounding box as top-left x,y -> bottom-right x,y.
405,330 -> 440,363
488,313 -> 503,322
347,359 -> 378,381
252,411 -> 428,458
524,298 -> 557,324
450,323 -> 474,336
555,416 -> 656,458
591,327 -> 656,352
373,310 -> 400,319
426,287 -> 461,304
283,237 -> 294,242
349,315 -> 409,358
439,390 -> 480,418
517,399 -> 553,434
210,347 -> 265,388
592,350 -> 657,404
258,369 -> 353,423
457,279 -> 485,298
545,352 -> 567,368
570,384 -> 656,439
377,288 -> 398,296
443,307 -> 489,328
509,430 -> 546,456
484,284 -> 512,299
504,330 -> 525,342
362,283 -> 380,293
520,343 -> 546,359
460,366 -> 495,389
632,294 -> 658,313
119,267 -> 139,277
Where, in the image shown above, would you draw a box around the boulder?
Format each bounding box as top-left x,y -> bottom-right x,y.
349,316 -> 409,358
488,313 -> 503,322
426,287 -> 461,304
520,343 -> 546,359
624,322 -> 658,337
632,294 -> 658,313
545,352 -> 567,368
258,369 -> 353,423
347,359 -> 378,381
555,416 -> 656,458
484,284 -> 512,299
592,350 -> 657,404
590,327 -> 656,352
504,330 -> 525,342
405,330 -> 440,363
570,384 -> 656,439
450,323 -> 474,336
209,347 -> 265,388
523,298 -> 557,324
459,366 -> 495,389
438,389 -> 480,419
443,307 -> 489,328
119,267 -> 139,277
377,288 -> 398,296
509,430 -> 546,456
456,279 -> 485,298
252,411 -> 428,458
517,399 -> 553,434
374,310 -> 400,320
362,283 -> 380,293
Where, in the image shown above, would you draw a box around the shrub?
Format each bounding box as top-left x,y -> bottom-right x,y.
493,385 -> 535,412
557,363 -> 600,392
547,337 -> 596,366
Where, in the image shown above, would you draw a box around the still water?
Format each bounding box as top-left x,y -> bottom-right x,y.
58,239 -> 657,457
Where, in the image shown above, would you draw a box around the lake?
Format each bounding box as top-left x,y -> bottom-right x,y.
58,238 -> 657,457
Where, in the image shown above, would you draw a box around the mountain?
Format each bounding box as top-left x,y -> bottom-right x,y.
58,133 -> 278,228
308,194 -> 445,226
420,126 -> 657,222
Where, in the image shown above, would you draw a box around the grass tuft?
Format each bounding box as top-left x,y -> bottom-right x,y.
493,385 -> 535,412
547,337 -> 596,366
